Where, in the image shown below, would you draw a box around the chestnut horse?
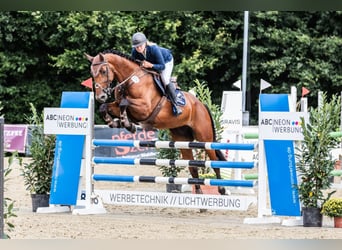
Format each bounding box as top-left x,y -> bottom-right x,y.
86,50 -> 226,195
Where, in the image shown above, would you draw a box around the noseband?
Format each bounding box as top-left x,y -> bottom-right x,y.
91,61 -> 115,98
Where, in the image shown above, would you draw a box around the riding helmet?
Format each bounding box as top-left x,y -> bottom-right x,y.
132,32 -> 147,47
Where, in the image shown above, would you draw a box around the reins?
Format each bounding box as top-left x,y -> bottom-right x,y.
115,68 -> 149,90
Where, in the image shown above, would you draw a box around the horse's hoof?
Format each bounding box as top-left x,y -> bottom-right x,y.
195,188 -> 203,195
119,119 -> 126,128
108,118 -> 120,128
99,103 -> 108,114
112,118 -> 120,127
129,124 -> 136,133
218,187 -> 226,195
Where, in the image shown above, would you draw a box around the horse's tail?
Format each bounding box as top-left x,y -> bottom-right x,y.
204,104 -> 226,161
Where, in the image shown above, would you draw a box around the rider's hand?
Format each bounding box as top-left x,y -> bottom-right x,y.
142,60 -> 153,69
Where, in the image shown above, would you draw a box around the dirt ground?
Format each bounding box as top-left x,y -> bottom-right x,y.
3,157 -> 342,239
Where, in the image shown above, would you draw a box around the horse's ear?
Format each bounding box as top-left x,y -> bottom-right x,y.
84,53 -> 94,63
99,53 -> 105,62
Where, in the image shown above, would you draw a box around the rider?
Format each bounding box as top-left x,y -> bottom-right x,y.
131,32 -> 182,116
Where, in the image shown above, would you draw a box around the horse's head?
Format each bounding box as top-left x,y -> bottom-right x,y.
85,53 -> 115,103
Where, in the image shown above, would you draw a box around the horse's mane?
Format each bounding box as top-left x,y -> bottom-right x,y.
102,49 -> 139,65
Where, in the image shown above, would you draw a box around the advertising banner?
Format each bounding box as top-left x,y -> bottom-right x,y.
49,92 -> 90,205
220,91 -> 243,135
44,108 -> 91,135
94,126 -> 157,158
259,112 -> 309,141
260,94 -> 301,216
95,190 -> 255,211
3,125 -> 28,153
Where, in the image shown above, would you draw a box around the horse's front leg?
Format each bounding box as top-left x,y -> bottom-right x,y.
99,103 -> 120,128
119,107 -> 136,133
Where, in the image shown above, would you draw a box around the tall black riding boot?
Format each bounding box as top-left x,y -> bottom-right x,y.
166,82 -> 182,116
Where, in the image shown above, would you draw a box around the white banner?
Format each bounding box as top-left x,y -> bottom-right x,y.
259,112 -> 309,140
44,108 -> 91,135
221,91 -> 243,134
95,190 -> 256,211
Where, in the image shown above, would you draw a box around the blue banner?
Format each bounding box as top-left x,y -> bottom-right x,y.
49,92 -> 90,205
260,94 -> 301,216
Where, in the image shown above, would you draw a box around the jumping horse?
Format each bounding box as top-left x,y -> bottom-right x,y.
85,50 -> 227,195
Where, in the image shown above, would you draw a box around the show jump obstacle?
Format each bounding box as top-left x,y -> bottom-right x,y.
42,92 -> 259,215
42,86 -> 311,225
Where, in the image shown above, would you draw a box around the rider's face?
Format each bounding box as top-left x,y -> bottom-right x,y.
135,43 -> 146,53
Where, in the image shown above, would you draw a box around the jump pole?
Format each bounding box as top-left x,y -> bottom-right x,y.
92,139 -> 255,150
89,140 -> 257,211
78,140 -> 258,213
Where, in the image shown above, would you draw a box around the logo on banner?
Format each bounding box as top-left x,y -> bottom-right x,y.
259,112 -> 308,140
44,108 -> 91,135
260,118 -> 303,133
45,113 -> 88,129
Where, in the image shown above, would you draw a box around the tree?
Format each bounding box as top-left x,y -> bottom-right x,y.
0,11 -> 341,125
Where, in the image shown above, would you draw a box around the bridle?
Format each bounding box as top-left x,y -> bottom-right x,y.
90,60 -> 115,98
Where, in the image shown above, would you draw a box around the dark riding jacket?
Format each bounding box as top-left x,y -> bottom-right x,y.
131,44 -> 173,72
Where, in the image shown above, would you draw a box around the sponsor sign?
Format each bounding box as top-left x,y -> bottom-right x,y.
44,108 -> 91,135
221,91 -> 243,134
95,190 -> 256,211
94,126 -> 158,158
259,112 -> 309,140
49,91 -> 91,205
3,125 -> 28,153
260,93 -> 301,216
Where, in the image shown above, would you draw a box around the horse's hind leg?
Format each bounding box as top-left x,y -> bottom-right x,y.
190,105 -> 227,195
170,127 -> 203,194
212,170 -> 226,195
205,150 -> 226,195
180,148 -> 203,195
